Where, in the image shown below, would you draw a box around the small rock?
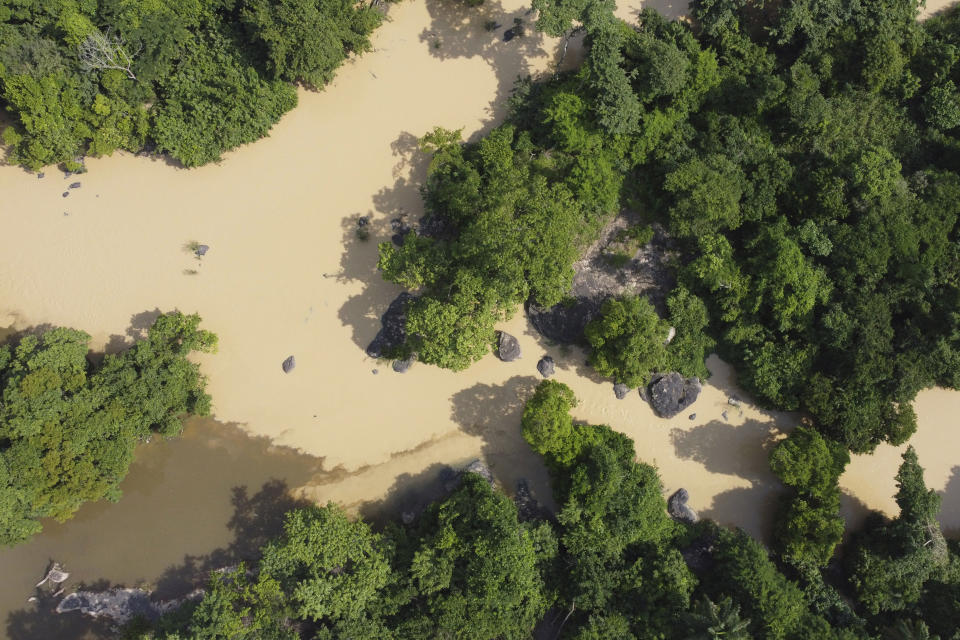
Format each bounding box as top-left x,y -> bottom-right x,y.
503,28 -> 516,41
668,488 -> 699,524
37,172 -> 44,179
401,511 -> 415,525
721,410 -> 728,421
728,396 -> 742,408
69,182 -> 81,189
392,357 -> 413,373
357,215 -> 370,227
62,192 -> 69,198
536,356 -> 555,377
497,331 -> 521,362
613,383 -> 630,399
281,356 -> 296,373
195,244 -> 209,257
372,369 -> 378,375
688,413 -> 696,420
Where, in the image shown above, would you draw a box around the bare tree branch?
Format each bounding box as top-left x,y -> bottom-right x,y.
78,29 -> 138,80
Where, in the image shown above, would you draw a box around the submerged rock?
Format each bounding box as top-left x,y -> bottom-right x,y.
536,356 -> 555,377
648,372 -> 701,418
497,331 -> 521,362
281,355 -> 296,373
514,479 -> 550,522
613,383 -> 630,399
366,292 -> 414,358
668,488 -> 699,524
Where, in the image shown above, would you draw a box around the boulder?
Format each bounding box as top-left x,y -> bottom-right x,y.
62,192 -> 69,198
503,27 -> 516,41
69,182 -> 81,189
667,488 -> 699,524
392,357 -> 413,373
36,562 -> 69,588
497,331 -> 521,362
536,356 -> 555,377
526,296 -> 604,345
366,292 -> 414,358
613,383 -> 630,399
281,355 -> 296,373
648,372 -> 701,418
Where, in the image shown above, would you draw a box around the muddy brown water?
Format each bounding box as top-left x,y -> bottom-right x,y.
1,0 -> 958,637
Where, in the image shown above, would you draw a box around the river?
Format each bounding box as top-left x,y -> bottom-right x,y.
1,0 -> 958,637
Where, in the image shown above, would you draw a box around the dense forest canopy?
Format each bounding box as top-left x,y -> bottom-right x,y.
0,312 -> 216,545
377,0 -> 960,453
0,0 -> 383,168
136,380 -> 960,639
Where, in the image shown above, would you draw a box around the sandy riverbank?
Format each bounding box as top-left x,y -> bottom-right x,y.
1,5 -> 958,628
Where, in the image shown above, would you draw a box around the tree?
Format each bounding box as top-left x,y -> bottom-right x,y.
585,295 -> 670,387
682,595 -> 752,640
0,312 -> 216,545
78,29 -> 138,80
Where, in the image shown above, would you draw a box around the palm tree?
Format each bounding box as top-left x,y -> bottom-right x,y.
682,595 -> 752,640
881,619 -> 940,640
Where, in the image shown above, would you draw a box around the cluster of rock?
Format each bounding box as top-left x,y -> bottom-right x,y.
366,292 -> 415,367
56,588 -> 201,625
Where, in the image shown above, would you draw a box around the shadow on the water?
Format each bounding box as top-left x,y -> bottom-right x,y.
358,462 -> 459,527
5,586 -> 114,640
448,376 -> 557,509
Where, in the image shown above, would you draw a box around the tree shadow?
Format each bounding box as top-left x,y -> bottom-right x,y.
102,308 -> 164,355
839,489 -> 876,538
448,376 -> 556,510
357,462 -> 459,528
938,465 -> 960,538
419,0 -> 553,132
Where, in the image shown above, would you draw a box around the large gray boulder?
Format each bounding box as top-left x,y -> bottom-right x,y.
667,488 -> 699,524
537,356 -> 555,377
649,372 -> 701,418
366,293 -> 415,358
497,331 -> 521,362
613,383 -> 630,399
392,357 -> 414,373
57,589 -> 158,624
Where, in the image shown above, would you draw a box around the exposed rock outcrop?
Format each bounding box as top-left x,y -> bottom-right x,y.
649,372 -> 701,418
667,488 -> 699,524
497,331 -> 521,362
366,292 -> 414,358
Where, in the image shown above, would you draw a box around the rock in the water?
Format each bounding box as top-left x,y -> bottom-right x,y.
613,383 -> 630,399
463,459 -> 495,487
282,355 -> 296,373
392,357 -> 413,373
195,244 -> 209,257
688,413 -> 696,420
497,331 -> 521,362
62,192 -> 69,198
69,182 -> 81,189
366,292 -> 414,358
36,563 -> 69,587
649,372 -> 701,418
721,410 -> 728,421
503,27 -> 516,41
728,395 -> 742,408
668,488 -> 699,524
37,172 -> 44,179
57,589 -> 158,624
536,356 -> 555,377
372,369 -> 378,375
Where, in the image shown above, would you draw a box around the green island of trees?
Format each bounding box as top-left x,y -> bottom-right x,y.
132,380 -> 960,639
377,0 -> 960,453
0,312 -> 216,546
0,0 -> 383,168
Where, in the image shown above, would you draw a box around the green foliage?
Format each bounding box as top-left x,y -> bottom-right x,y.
682,595 -> 752,640
0,0 -> 383,168
0,312 -> 216,546
585,295 -> 669,387
665,286 -> 714,379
